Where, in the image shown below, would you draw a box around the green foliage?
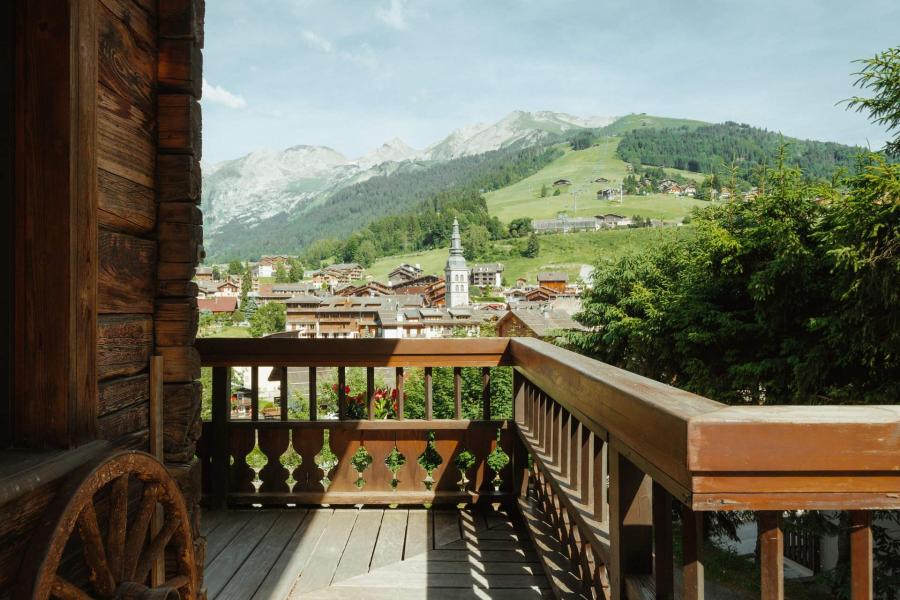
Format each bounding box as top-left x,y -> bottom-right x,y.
314,430 -> 339,491
274,262 -> 289,283
454,449 -> 476,472
507,217 -> 533,237
539,183 -> 548,198
287,257 -> 304,282
552,187 -> 561,196
241,296 -> 259,321
486,429 -> 509,488
227,259 -> 243,275
211,265 -> 221,280
570,129 -> 595,151
522,233 -> 540,258
249,302 -> 286,337
844,46 -> 900,157
463,224 -> 490,261
617,122 -> 861,186
417,431 -> 443,490
384,445 -> 407,489
350,445 -> 374,488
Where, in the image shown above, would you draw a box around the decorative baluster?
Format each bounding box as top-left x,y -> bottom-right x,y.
758,511 -> 784,600
652,482 -> 674,600
395,366 -> 405,420
482,367 -> 491,420
424,367 -> 433,420
681,503 -> 704,600
453,367 -> 462,419
279,430 -> 302,492
850,511 -> 872,600
308,367 -> 317,421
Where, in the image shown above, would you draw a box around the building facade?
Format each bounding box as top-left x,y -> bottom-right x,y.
444,219 -> 470,307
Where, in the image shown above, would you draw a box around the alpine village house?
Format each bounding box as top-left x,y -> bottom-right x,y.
2,3 -> 897,600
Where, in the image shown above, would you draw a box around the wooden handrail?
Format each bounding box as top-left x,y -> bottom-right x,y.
195,337 -> 513,367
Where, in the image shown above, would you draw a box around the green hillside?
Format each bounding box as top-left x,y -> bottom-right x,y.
485,138 -> 707,223
600,113 -> 709,136
366,227 -> 688,284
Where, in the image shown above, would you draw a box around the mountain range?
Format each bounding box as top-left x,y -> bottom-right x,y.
201,111 -> 616,244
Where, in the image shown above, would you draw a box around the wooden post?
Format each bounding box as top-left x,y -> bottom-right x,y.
482,367 -> 491,420
424,367 -> 433,420
758,511 -> 784,600
280,366 -> 288,421
569,416 -> 580,489
593,436 -> 607,521
250,366 -> 259,421
453,367 -> 462,419
579,425 -> 591,506
308,367 -> 317,421
149,357 -> 165,586
681,504 -> 704,600
652,482 -> 674,600
211,366 -> 230,509
395,366 -> 405,420
608,444 -> 653,600
367,366 -> 376,421
849,511 -> 872,600
337,366 -> 346,420
559,409 -> 569,477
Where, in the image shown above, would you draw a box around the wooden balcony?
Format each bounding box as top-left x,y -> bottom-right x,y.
194,337 -> 900,600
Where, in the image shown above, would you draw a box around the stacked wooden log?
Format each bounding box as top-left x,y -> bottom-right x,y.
157,0 -> 206,581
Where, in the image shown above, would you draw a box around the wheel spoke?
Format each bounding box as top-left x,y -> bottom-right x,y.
162,574 -> 190,590
76,503 -> 116,597
107,474 -> 129,581
134,517 -> 179,584
51,575 -> 96,600
124,483 -> 160,581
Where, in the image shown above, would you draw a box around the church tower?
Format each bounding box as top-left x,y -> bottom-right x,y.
444,219 -> 470,307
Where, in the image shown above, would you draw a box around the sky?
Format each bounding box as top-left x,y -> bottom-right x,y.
201,0 -> 899,164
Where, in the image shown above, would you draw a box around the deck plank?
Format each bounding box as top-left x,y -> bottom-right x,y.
205,510 -> 255,566
206,511 -> 280,598
251,508 -> 333,600
215,510 -> 307,600
298,587 -> 553,599
201,510 -> 227,537
432,510 -> 461,548
330,509 -> 383,584
369,509 -> 408,570
403,509 -> 433,558
293,509 -> 359,593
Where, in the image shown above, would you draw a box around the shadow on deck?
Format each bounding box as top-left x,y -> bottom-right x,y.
201,503 -> 567,600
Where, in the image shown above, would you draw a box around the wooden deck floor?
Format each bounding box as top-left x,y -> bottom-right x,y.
201,505 -> 555,600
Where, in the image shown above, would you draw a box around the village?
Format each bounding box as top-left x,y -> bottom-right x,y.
197,219 -> 587,341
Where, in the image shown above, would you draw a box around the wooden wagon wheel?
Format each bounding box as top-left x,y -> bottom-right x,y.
15,451 -> 197,600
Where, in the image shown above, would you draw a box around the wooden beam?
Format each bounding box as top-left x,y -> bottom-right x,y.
681,504 -> 704,600
652,482 -> 674,600
210,367 -> 229,509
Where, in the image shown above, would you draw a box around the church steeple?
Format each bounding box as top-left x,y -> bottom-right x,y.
444,219 -> 470,307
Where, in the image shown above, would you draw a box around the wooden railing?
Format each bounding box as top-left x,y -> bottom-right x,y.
195,339 -> 522,508
195,337 -> 900,600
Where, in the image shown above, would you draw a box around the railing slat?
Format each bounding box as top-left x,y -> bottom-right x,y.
652,482 -> 674,600
367,366 -> 375,421
579,423 -> 590,506
681,503 -> 704,600
593,436 -> 606,521
850,510 -> 873,600
308,367 -> 317,421
425,367 -> 433,421
453,367 -> 462,419
279,367 -> 288,421
482,367 -> 491,420
396,366 -> 405,420
211,366 -> 230,510
758,511 -> 784,600
250,366 -> 259,421
559,409 -> 569,479
569,415 -> 580,490
338,366 -> 346,420
609,445 -> 653,600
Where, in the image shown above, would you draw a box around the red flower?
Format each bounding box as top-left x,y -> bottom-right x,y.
344,385 -> 351,394
390,388 -> 398,400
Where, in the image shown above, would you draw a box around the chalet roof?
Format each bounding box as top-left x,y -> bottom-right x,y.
326,262 -> 362,271
198,297 -> 238,313
285,295 -> 322,305
471,263 -> 504,274
597,213 -> 626,220
537,271 -> 568,282
272,283 -> 317,293
500,308 -> 586,337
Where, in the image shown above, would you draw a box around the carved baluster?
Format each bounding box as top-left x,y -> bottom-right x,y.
308,367 -> 317,421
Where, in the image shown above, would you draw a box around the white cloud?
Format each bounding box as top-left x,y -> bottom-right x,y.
202,79 -> 247,109
302,30 -> 334,53
376,0 -> 409,30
